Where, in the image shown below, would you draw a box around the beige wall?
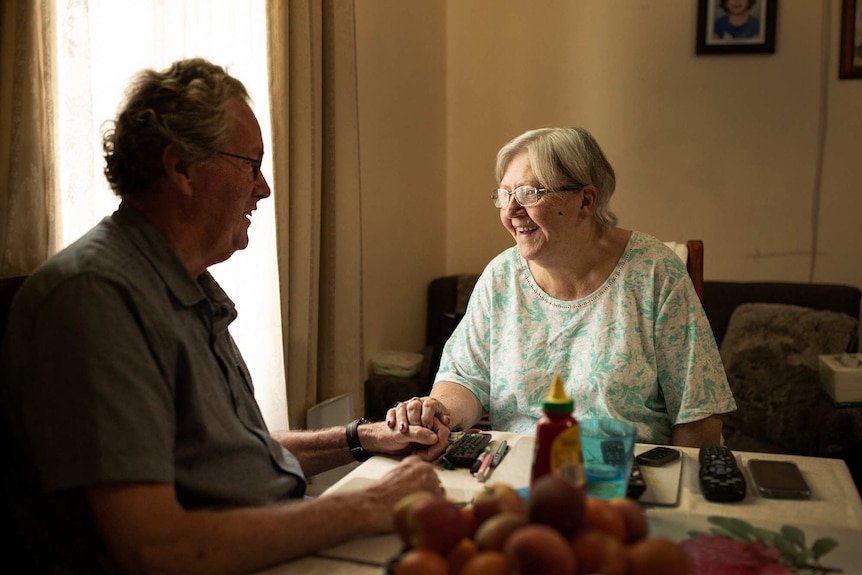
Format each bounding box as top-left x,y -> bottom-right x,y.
356,1 -> 448,364
356,0 -> 862,374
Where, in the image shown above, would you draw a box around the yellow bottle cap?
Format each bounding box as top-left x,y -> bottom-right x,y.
543,375 -> 573,413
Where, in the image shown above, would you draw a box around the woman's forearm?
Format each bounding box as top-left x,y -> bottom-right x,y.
430,380 -> 484,430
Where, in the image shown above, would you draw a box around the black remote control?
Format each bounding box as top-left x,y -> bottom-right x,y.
627,461 -> 647,500
698,445 -> 746,502
444,432 -> 492,468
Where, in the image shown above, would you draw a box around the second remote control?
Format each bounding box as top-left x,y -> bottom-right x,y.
627,461 -> 647,500
444,432 -> 492,467
699,445 -> 746,502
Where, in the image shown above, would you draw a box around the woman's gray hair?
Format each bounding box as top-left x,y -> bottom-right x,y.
495,127 -> 618,230
103,58 -> 250,197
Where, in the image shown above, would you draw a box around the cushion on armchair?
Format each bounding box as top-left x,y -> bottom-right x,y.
720,302 -> 860,456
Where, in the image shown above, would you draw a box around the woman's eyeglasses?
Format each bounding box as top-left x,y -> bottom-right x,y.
491,184 -> 585,208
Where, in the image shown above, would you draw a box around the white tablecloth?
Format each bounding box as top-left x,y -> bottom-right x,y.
258,431 -> 862,574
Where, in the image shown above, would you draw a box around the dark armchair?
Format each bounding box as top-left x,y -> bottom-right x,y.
701,280 -> 861,491
1,275 -> 35,570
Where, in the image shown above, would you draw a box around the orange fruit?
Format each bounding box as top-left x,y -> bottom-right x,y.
393,491 -> 437,546
460,504 -> 479,537
461,550 -> 513,575
474,511 -> 528,551
504,523 -> 576,575
609,497 -> 649,542
472,483 -> 527,528
570,529 -> 628,575
628,536 -> 693,575
581,497 -> 626,542
527,473 -> 587,537
403,495 -> 466,555
392,548 -> 449,575
447,537 -> 479,574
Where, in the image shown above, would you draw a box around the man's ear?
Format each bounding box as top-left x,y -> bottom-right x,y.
162,144 -> 194,196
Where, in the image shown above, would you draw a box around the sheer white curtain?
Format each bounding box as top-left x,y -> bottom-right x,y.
56,0 -> 288,430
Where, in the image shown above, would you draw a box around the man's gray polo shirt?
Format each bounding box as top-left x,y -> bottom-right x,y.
1,201 -> 305,571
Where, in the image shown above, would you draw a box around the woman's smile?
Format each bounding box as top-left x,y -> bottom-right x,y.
514,220 -> 539,234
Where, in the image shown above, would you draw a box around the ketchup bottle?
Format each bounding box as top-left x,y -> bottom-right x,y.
530,375 -> 585,487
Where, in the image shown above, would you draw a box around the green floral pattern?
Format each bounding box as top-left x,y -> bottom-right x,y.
435,231 -> 736,443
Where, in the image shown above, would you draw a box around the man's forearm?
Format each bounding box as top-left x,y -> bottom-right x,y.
271,427 -> 354,476
91,482 -> 387,575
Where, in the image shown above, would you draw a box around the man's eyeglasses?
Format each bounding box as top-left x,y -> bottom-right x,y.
491,184 -> 585,208
217,151 -> 263,180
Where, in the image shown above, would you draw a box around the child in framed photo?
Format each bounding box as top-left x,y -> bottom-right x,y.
713,0 -> 762,40
696,0 -> 777,55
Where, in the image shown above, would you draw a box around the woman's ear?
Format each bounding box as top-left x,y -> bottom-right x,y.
580,186 -> 597,209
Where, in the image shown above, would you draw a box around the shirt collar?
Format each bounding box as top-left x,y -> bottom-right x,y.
110,201 -> 236,322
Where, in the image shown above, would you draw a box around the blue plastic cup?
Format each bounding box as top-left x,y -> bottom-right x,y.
580,417 -> 637,500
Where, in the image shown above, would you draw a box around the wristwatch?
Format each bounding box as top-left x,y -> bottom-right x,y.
346,418 -> 371,462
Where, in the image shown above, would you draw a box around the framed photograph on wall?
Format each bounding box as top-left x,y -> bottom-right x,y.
696,0 -> 778,55
840,0 -> 862,78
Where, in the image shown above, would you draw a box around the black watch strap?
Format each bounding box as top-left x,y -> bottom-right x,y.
346,418 -> 371,462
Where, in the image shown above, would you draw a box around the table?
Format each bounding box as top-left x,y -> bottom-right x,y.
256,432 -> 862,574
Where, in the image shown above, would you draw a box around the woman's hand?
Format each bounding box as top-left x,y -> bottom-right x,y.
386,395 -> 451,432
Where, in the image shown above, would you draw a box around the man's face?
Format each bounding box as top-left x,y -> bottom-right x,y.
197,97 -> 271,267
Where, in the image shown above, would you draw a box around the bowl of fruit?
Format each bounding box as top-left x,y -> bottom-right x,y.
388,474 -> 692,575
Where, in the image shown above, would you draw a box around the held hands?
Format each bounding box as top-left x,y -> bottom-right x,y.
386,396 -> 452,460
386,396 -> 451,433
364,418 -> 450,461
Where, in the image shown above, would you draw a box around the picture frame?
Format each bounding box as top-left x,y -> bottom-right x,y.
839,0 -> 862,79
696,0 -> 778,55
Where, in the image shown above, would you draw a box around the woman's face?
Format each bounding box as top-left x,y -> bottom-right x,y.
498,152 -> 584,264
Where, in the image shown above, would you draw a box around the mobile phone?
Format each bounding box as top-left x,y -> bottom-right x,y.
748,459 -> 811,499
636,446 -> 680,467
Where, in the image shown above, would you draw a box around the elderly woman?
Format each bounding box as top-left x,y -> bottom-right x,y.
389,127 -> 736,456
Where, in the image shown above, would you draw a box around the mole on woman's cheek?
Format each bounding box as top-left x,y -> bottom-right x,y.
558,212 -> 564,216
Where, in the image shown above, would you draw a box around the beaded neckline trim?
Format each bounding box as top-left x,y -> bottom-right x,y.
519,234 -> 635,310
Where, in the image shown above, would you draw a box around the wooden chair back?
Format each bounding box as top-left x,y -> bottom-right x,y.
686,240 -> 704,305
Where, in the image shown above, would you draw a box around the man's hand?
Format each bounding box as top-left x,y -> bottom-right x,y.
407,417 -> 450,461
363,455 -> 445,531
364,419 -> 450,462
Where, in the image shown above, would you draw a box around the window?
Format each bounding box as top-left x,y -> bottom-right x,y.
55,0 -> 287,430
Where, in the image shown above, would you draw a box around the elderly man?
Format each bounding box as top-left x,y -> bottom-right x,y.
0,58 -> 445,575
